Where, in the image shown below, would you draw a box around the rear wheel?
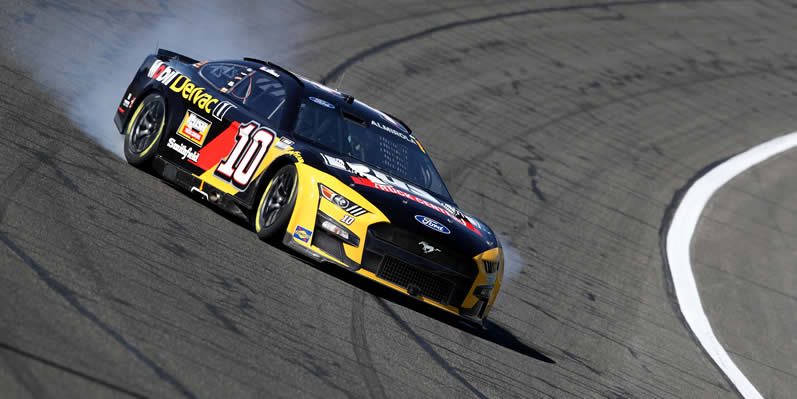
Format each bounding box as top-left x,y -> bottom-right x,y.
124,93 -> 166,167
254,164 -> 298,241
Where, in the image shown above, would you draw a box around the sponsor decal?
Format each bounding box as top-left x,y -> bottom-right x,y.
148,60 -> 181,85
320,153 -> 481,235
371,120 -> 412,142
122,92 -> 136,109
211,101 -> 236,121
176,110 -> 211,146
274,137 -> 294,150
418,241 -> 441,254
293,225 -> 312,243
117,106 -> 125,114
259,66 -> 280,78
415,215 -> 451,234
169,75 -> 219,113
166,138 -> 199,162
486,274 -> 496,283
309,96 -> 334,109
148,60 -> 220,115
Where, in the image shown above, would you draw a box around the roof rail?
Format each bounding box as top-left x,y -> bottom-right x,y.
243,57 -> 304,87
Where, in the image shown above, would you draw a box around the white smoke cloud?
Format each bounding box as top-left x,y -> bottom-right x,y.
10,2 -> 310,157
498,232 -> 527,283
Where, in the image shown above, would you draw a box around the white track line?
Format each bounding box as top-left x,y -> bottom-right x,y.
666,132 -> 797,399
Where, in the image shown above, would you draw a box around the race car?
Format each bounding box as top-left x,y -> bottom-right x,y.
114,49 -> 504,325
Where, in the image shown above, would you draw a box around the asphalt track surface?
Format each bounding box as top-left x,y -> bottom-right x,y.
1,0 -> 796,398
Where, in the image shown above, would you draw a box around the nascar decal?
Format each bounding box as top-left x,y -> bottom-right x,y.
166,138 -> 199,162
293,226 -> 312,243
214,121 -> 275,190
177,110 -> 211,146
274,137 -> 294,150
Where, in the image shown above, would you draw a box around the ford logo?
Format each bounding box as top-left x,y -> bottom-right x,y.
414,215 -> 451,234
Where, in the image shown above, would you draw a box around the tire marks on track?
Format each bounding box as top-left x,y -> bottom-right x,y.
0,341 -> 145,399
350,290 -> 388,399
319,0 -> 710,84
0,232 -> 198,399
375,298 -> 489,399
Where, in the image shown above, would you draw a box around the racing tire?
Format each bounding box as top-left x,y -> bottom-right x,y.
123,93 -> 166,167
254,164 -> 299,241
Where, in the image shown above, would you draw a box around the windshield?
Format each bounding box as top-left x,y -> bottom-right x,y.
293,98 -> 452,200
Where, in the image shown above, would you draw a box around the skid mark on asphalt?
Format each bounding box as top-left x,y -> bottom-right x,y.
375,298 -> 489,399
0,341 -> 144,399
350,290 -> 388,399
0,232 -> 198,399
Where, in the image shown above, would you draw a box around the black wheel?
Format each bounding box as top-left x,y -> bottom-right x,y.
123,93 -> 166,166
254,164 -> 298,241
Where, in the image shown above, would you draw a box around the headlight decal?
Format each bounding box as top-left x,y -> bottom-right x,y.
319,184 -> 367,216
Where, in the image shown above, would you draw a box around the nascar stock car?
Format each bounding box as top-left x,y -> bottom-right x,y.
114,49 -> 504,325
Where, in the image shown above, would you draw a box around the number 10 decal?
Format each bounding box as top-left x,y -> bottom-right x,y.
215,122 -> 275,190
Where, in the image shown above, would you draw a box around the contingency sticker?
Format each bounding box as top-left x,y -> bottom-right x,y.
177,110 -> 212,147
293,225 -> 312,243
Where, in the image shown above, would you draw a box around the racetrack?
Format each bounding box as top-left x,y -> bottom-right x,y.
1,0 -> 796,397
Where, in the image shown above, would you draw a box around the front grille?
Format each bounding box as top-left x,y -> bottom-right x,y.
377,256 -> 454,304
368,223 -> 476,278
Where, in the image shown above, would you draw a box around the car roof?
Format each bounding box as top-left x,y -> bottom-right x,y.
232,58 -> 412,135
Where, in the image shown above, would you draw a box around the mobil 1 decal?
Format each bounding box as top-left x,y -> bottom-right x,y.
215,121 -> 275,190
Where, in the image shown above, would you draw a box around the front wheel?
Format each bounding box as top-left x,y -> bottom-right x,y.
123,93 -> 166,167
254,164 -> 298,241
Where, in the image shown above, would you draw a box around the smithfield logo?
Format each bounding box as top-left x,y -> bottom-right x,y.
414,215 -> 450,234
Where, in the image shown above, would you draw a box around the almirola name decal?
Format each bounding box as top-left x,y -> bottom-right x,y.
148,60 -> 219,114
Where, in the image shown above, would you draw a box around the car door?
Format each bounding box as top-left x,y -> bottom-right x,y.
187,65 -> 289,204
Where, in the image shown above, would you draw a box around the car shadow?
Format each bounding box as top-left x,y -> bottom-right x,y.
174,182 -> 555,364
286,251 -> 557,364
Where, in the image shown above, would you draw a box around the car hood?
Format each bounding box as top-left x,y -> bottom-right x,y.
299,149 -> 498,257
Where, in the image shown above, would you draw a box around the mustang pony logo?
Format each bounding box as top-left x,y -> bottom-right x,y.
418,241 -> 441,254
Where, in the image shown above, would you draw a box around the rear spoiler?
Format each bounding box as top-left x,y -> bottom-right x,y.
244,57 -> 304,87
156,48 -> 199,64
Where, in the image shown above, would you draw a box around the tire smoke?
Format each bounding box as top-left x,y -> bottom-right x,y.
7,2 -> 309,157
497,232 -> 527,283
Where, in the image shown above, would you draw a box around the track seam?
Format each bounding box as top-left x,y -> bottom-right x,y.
320,0 -> 714,84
